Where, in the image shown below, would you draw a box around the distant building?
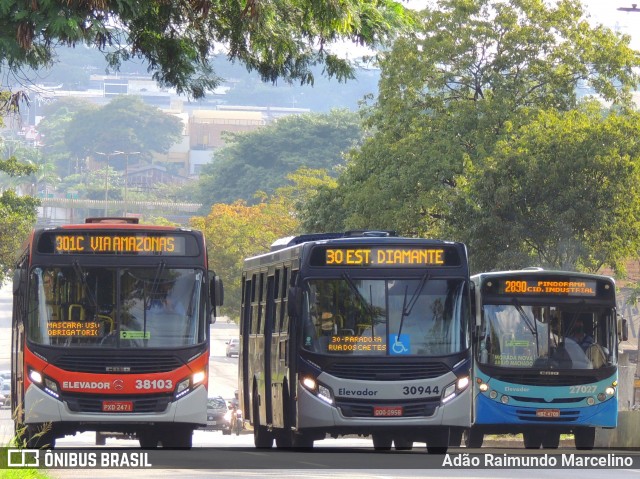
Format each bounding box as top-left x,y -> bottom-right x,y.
189,110 -> 265,150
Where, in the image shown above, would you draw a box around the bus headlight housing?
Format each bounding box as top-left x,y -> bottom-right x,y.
175,370 -> 206,399
300,375 -> 333,405
442,376 -> 470,404
29,369 -> 60,399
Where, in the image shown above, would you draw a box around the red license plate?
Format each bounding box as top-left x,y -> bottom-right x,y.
102,400 -> 134,412
536,409 -> 560,418
373,406 -> 403,417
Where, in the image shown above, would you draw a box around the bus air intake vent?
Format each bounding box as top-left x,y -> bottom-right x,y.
52,354 -> 183,374
325,361 -> 450,381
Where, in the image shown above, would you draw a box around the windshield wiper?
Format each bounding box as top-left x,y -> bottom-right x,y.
397,273 -> 430,340
72,261 -> 99,313
341,272 -> 376,331
511,298 -> 540,355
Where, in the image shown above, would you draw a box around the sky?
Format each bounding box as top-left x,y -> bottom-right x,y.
582,1 -> 640,49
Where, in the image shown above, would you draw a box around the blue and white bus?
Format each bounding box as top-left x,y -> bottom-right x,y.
238,232 -> 472,453
464,269 -> 626,449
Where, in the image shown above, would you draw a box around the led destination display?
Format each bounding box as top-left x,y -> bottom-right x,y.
310,245 -> 461,267
36,232 -> 195,256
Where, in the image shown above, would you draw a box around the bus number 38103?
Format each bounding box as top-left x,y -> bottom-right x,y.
135,379 -> 174,390
402,385 -> 439,396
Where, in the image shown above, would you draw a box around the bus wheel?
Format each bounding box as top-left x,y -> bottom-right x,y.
523,431 -> 542,449
95,431 -> 106,446
449,428 -> 463,447
463,428 -> 484,448
138,430 -> 159,448
394,438 -> 413,450
160,427 -> 193,449
542,432 -> 560,449
372,434 -> 392,451
25,424 -> 56,449
253,390 -> 273,448
574,427 -> 595,450
426,428 -> 449,454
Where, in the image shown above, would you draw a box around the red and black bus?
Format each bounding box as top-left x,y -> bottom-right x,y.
11,217 -> 223,448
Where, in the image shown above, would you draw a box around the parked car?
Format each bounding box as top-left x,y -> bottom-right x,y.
202,396 -> 229,432
0,382 -> 11,408
225,338 -> 239,357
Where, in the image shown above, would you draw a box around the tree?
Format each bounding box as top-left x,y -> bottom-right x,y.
1,1 -> 413,99
302,0 -> 640,273
63,96 -> 183,167
196,109 -> 362,207
0,92 -> 39,283
191,195 -> 299,319
448,102 -> 640,273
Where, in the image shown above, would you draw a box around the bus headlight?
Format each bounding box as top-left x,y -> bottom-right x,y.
605,387 -> 615,396
175,370 -> 206,399
29,369 -> 43,384
300,375 -> 333,405
442,376 -> 470,404
29,369 -> 60,399
500,395 -> 509,404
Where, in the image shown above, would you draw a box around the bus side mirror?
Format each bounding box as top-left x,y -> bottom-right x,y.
13,269 -> 22,294
618,317 -> 629,342
209,272 -> 224,307
288,286 -> 301,318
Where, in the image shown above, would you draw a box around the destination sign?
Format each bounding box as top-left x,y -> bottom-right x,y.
310,246 -> 461,267
36,232 -> 195,256
492,279 -> 598,297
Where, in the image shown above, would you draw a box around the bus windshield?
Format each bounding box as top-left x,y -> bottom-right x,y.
301,277 -> 468,356
27,266 -> 206,348
478,304 -> 617,370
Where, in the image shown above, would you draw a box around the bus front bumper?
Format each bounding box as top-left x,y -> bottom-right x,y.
23,383 -> 207,426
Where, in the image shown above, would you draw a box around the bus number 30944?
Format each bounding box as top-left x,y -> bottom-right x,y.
402,385 -> 439,395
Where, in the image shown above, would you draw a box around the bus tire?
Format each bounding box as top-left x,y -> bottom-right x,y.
95,431 -> 106,446
138,430 -> 159,448
574,427 -> 595,450
542,431 -> 560,449
394,437 -> 413,450
426,428 -> 449,454
160,427 -> 193,449
253,388 -> 273,449
25,424 -> 56,449
372,434 -> 392,451
523,431 -> 542,449
449,428 -> 463,447
463,428 -> 484,448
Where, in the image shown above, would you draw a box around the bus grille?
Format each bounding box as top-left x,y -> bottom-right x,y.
52,354 -> 184,374
64,392 -> 172,413
336,397 -> 440,418
515,408 -> 580,422
325,361 -> 450,381
490,372 -> 599,387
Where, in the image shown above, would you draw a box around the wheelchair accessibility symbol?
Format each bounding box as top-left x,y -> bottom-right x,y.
390,334 -> 410,355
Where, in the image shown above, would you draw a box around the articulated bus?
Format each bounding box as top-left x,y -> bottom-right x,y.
464,269 -> 626,449
238,232 -> 471,453
11,217 -> 223,448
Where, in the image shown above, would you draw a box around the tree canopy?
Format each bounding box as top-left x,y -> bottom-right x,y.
1,0 -> 413,99
195,109 -> 362,207
301,0 -> 640,273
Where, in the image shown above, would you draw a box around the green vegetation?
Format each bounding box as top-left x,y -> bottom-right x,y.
301,0 -> 640,274
0,0 -> 414,99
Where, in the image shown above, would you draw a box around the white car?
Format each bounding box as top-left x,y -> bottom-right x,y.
0,382 -> 10,408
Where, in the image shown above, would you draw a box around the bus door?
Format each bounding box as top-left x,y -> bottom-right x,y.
264,273 -> 275,425
272,267 -> 289,428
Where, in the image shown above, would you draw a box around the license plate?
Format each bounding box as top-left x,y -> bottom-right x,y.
102,400 -> 133,412
536,409 -> 560,418
209,421 -> 216,425
373,406 -> 403,417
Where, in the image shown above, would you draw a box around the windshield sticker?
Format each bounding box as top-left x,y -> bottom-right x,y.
389,334 -> 411,355
120,331 -> 151,340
